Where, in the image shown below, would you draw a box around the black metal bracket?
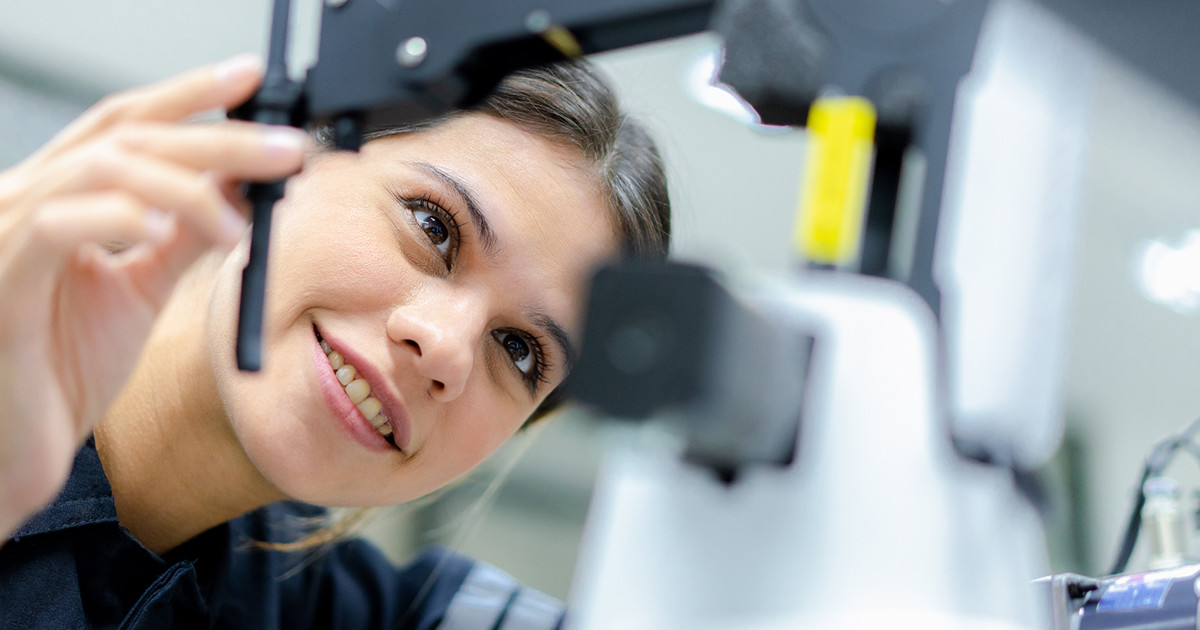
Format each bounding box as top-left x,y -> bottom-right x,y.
231,0 -> 716,371
571,260 -> 811,479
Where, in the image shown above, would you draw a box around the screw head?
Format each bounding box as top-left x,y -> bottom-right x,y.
397,36 -> 428,67
325,0 -> 349,8
525,9 -> 552,33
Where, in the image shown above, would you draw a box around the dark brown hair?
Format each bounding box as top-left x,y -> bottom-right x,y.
471,62 -> 671,261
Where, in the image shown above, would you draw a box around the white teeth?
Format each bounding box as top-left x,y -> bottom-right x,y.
320,333 -> 395,442
358,398 -> 383,424
344,379 -> 370,405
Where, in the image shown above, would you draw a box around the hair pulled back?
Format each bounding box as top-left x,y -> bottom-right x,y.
471,62 -> 670,261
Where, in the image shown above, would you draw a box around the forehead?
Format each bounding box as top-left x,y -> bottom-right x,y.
366,113 -> 606,213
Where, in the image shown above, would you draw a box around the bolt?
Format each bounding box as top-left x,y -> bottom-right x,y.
396,36 -> 428,67
525,9 -> 552,33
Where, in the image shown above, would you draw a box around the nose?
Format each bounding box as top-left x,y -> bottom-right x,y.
386,291 -> 482,402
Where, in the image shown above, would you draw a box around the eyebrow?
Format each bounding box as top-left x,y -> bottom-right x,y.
408,161 -> 578,382
410,161 -> 498,255
532,311 -> 577,375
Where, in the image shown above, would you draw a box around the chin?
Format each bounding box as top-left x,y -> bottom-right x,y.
228,398 -> 427,509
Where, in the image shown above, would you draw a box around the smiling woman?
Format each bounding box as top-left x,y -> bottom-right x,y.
0,57 -> 669,628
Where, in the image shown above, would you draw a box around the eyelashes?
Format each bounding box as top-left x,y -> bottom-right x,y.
387,188 -> 551,392
494,329 -> 551,390
398,193 -> 461,271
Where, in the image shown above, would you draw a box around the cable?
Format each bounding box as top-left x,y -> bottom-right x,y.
1107,416 -> 1200,575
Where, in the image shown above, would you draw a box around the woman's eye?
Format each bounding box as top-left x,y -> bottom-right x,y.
495,330 -> 535,376
412,208 -> 451,257
502,333 -> 533,374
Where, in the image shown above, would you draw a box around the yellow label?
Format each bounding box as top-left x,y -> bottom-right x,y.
795,97 -> 876,265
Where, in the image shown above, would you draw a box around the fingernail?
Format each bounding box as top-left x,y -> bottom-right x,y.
144,208 -> 175,245
262,126 -> 309,158
221,203 -> 249,243
215,53 -> 263,88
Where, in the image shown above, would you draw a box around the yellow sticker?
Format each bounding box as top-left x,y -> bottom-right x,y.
795,97 -> 876,265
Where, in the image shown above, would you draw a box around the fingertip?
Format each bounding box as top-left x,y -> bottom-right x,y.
215,53 -> 264,95
261,126 -> 311,163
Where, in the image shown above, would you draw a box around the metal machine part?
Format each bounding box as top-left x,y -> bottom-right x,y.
935,0 -> 1093,471
715,0 -> 989,320
1038,566 -> 1200,630
571,261 -> 810,479
305,0 -> 715,139
233,0 -> 995,378
1034,573 -> 1102,630
233,0 -> 719,370
1144,477 -> 1189,571
569,273 -> 1048,629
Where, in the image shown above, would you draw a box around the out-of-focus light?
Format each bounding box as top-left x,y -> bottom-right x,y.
684,47 -> 762,127
1135,230 -> 1200,314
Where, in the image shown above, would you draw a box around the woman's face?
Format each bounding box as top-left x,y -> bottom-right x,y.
208,113 -> 617,506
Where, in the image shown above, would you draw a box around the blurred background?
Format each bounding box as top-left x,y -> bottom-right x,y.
2,0 -> 1198,601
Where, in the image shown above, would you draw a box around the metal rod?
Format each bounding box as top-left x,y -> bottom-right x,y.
235,0 -> 294,371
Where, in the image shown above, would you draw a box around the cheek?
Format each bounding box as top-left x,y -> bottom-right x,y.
270,200 -> 409,309
430,404 -> 527,479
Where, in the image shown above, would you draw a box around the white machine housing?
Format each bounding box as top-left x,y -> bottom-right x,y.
568,274 -> 1048,629
568,0 -> 1100,626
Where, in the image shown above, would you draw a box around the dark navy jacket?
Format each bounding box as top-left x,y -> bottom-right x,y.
0,440 -> 565,629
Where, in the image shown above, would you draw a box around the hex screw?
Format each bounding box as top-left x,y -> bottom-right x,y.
397,36 -> 428,67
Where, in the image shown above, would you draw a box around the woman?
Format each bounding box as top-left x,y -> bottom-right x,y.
0,53 -> 669,627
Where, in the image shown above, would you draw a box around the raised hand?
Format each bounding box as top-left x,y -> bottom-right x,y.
0,55 -> 308,538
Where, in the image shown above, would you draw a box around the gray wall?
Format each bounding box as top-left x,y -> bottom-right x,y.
3,0 -> 1199,601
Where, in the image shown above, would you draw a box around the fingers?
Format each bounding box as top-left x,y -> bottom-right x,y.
7,150 -> 240,253
97,53 -> 264,124
7,190 -> 216,314
1,54 -> 305,298
118,208 -> 225,309
73,148 -> 247,245
29,54 -> 266,166
111,120 -> 309,181
6,187 -> 223,317
7,192 -> 170,277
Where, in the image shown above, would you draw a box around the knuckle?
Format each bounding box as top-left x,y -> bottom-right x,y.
26,202 -> 63,247
93,92 -> 135,122
81,142 -> 127,182
104,190 -> 142,214
106,123 -> 144,149
183,177 -> 225,217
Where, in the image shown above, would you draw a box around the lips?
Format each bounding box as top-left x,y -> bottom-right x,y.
312,325 -> 410,452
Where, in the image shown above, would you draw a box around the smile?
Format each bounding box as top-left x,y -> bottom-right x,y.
315,328 -> 399,448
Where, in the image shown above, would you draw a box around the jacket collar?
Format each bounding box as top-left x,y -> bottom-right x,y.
10,438 -> 120,539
